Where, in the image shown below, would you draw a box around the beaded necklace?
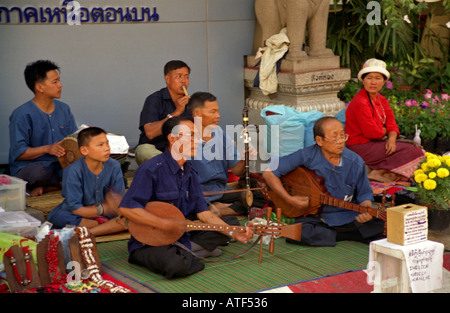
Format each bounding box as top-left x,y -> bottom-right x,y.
75,227 -> 131,293
367,91 -> 386,125
4,247 -> 33,286
46,233 -> 67,284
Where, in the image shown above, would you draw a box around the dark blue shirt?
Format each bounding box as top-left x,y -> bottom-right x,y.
269,144 -> 373,226
189,127 -> 240,203
120,149 -> 209,252
138,87 -> 191,151
8,100 -> 77,176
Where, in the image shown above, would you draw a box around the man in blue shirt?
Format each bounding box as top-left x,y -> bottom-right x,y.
135,60 -> 192,165
188,92 -> 266,217
47,127 -> 125,237
119,117 -> 253,279
263,117 -> 384,246
9,60 -> 78,196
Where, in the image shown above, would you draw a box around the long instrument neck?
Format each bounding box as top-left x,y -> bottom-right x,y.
186,221 -> 245,233
319,194 -> 385,220
243,107 -> 250,188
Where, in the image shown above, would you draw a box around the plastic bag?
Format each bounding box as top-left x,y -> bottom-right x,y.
303,111 -> 325,147
334,108 -> 346,127
261,105 -> 323,155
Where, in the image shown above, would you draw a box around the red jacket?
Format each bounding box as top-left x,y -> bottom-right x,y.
345,88 -> 399,146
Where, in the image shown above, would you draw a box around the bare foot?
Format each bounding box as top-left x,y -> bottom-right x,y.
208,203 -> 222,217
29,186 -> 60,197
382,172 -> 398,181
30,186 -> 44,197
209,202 -> 238,217
368,170 -> 391,183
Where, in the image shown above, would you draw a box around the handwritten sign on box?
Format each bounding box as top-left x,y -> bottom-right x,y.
387,204 -> 428,245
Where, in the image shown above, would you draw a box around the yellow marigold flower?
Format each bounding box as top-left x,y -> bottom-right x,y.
415,173 -> 428,183
426,153 -> 437,160
437,168 -> 450,178
421,163 -> 429,172
427,158 -> 441,168
414,169 -> 424,176
423,179 -> 437,190
446,159 -> 450,167
424,152 -> 434,158
428,172 -> 436,179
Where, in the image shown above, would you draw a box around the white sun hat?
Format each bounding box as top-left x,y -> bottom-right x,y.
357,58 -> 390,81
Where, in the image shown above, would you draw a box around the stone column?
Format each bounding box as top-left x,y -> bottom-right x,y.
246,0 -> 351,126
244,56 -> 350,126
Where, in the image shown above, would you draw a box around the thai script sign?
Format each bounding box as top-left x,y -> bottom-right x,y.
0,1 -> 159,24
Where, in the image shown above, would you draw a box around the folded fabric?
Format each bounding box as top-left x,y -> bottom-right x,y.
255,28 -> 290,96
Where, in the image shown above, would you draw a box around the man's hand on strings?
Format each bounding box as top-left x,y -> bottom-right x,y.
289,195 -> 309,210
233,221 -> 254,244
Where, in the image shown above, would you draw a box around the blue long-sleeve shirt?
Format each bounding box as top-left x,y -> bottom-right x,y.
189,127 -> 240,203
269,144 -> 373,226
8,99 -> 77,176
120,149 -> 209,252
47,157 -> 125,227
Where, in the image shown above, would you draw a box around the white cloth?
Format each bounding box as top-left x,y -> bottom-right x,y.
106,134 -> 129,154
255,28 -> 290,96
369,239 -> 444,293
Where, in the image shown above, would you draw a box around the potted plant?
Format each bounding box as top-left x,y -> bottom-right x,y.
414,152 -> 450,230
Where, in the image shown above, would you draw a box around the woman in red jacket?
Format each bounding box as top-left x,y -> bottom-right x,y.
345,59 -> 424,182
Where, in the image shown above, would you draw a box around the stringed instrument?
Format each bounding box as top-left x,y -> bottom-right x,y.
262,166 -> 387,220
238,107 -> 253,208
121,201 -> 302,247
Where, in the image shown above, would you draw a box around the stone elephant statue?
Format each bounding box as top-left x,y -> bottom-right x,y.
254,0 -> 334,60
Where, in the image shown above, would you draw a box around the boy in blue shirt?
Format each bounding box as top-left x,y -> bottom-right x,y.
48,127 -> 126,237
9,60 -> 78,196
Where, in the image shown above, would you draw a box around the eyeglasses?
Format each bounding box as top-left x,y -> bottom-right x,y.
322,134 -> 349,144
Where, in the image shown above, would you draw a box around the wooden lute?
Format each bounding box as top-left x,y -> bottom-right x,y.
121,201 -> 302,247
262,166 -> 387,220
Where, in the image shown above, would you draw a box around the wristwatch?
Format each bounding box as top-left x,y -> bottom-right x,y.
167,113 -> 173,119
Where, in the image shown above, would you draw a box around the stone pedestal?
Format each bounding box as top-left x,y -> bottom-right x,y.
244,55 -> 351,126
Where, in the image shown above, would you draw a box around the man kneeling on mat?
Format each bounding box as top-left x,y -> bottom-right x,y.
118,117 -> 253,279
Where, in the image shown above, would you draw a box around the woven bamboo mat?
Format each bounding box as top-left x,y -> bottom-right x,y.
26,190 -> 64,216
97,239 -> 370,293
25,170 -> 135,211
96,232 -> 130,242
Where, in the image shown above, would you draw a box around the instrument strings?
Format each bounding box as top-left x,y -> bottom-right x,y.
282,192 -> 387,219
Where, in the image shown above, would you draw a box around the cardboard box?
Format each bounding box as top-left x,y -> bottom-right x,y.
387,204 -> 428,245
0,175 -> 27,211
